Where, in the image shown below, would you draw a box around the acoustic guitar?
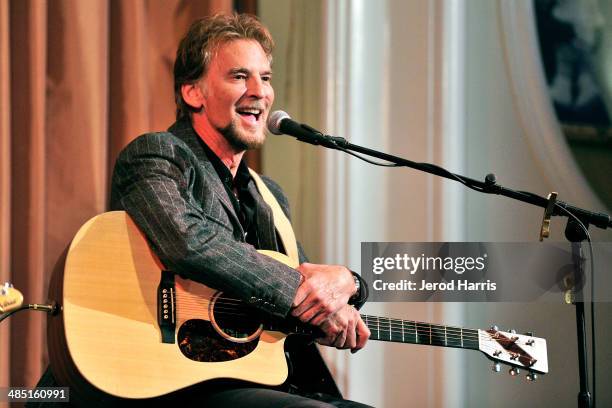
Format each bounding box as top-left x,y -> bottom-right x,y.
47,211 -> 548,404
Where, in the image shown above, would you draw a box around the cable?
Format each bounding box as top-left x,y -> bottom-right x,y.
0,303 -> 57,323
334,144 -> 492,194
335,146 -> 400,167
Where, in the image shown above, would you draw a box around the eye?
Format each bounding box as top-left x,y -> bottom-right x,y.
233,73 -> 247,80
262,75 -> 272,82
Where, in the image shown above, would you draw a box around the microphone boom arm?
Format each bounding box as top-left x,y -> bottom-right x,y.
290,129 -> 612,231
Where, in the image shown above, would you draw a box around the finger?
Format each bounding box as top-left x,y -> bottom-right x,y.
291,283 -> 317,315
333,326 -> 347,349
295,262 -> 314,276
352,318 -> 370,353
309,302 -> 338,326
345,314 -> 357,350
318,322 -> 340,346
291,284 -> 310,309
331,312 -> 349,348
316,332 -> 339,347
292,292 -> 322,320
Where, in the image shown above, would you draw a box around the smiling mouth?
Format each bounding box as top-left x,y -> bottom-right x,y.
236,107 -> 263,123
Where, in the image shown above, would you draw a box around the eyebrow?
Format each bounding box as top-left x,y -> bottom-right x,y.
228,68 -> 273,76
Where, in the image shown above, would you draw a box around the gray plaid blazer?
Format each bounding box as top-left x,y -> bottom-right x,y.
109,118 -> 303,318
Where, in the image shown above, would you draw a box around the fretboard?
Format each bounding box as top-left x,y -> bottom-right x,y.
266,314 -> 480,350
361,314 -> 479,350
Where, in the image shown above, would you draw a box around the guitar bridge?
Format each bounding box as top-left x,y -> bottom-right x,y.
158,271 -> 176,344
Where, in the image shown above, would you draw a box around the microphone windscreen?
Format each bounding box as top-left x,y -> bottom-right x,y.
267,110 -> 291,135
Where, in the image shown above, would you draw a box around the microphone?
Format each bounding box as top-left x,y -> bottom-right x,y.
266,111 -> 347,148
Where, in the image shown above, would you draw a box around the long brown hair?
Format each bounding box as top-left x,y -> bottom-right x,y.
173,13 -> 275,119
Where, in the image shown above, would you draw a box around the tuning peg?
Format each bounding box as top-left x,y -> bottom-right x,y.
526,372 -> 538,382
509,329 -> 516,334
0,282 -> 12,295
509,367 -> 520,376
524,331 -> 533,336
490,325 -> 499,331
492,362 -> 501,372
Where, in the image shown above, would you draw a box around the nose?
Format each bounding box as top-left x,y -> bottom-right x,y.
246,77 -> 266,99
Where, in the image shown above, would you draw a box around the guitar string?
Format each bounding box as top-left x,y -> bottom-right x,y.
174,296 -> 488,340
175,299 -> 483,340
174,295 -> 526,344
174,306 -> 505,347
173,312 -> 493,343
172,303 -> 530,366
175,292 -> 487,336
173,292 -> 533,346
174,307 -> 489,344
177,294 -> 483,335
172,301 -> 531,360
178,309 -> 486,345
174,299 -> 486,342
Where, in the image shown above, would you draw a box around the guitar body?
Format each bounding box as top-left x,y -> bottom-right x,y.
48,211 -> 292,404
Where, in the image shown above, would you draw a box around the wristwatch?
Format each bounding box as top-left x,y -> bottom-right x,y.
353,274 -> 360,296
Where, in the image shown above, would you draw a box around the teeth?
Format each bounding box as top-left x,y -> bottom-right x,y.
237,108 -> 261,115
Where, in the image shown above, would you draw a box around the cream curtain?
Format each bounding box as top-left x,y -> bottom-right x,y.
0,0 -> 235,393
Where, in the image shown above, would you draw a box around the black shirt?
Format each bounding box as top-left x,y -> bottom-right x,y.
198,139 -> 260,248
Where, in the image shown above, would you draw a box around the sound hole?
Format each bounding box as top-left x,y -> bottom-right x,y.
211,296 -> 263,342
177,319 -> 259,362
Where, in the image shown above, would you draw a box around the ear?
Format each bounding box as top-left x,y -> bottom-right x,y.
181,83 -> 205,110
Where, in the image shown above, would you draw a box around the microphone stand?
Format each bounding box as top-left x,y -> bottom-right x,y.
287,128 -> 609,408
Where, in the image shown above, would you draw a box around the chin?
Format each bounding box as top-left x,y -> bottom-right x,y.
229,131 -> 266,151
241,132 -> 266,150
217,122 -> 266,151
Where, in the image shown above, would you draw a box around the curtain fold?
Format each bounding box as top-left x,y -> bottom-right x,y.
0,0 -> 12,391
9,0 -> 47,388
0,0 -> 233,392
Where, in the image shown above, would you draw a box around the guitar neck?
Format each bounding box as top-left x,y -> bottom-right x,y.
361,314 -> 480,350
266,314 -> 480,351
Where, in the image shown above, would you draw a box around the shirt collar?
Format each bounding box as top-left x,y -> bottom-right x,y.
196,131 -> 252,190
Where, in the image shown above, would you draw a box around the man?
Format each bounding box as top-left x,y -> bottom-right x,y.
110,13 -> 371,407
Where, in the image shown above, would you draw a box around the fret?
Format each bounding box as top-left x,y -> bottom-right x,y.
388,318 -> 391,341
377,316 -> 380,340
460,327 -> 463,348
429,324 -> 432,345
414,321 -> 417,344
401,320 -> 404,342
432,325 -> 449,346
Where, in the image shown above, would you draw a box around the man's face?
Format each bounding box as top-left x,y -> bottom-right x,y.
198,39 -> 274,151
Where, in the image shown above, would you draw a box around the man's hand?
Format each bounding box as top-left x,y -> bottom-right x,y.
291,263 -> 356,326
316,305 -> 370,352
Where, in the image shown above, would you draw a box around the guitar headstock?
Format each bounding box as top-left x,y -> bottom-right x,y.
478,326 -> 548,380
0,282 -> 24,313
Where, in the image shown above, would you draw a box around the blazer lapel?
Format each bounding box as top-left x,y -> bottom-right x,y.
168,120 -> 244,236
247,181 -> 279,252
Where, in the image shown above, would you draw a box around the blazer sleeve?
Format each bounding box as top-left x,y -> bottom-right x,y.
110,133 -> 301,318
261,176 -> 368,310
